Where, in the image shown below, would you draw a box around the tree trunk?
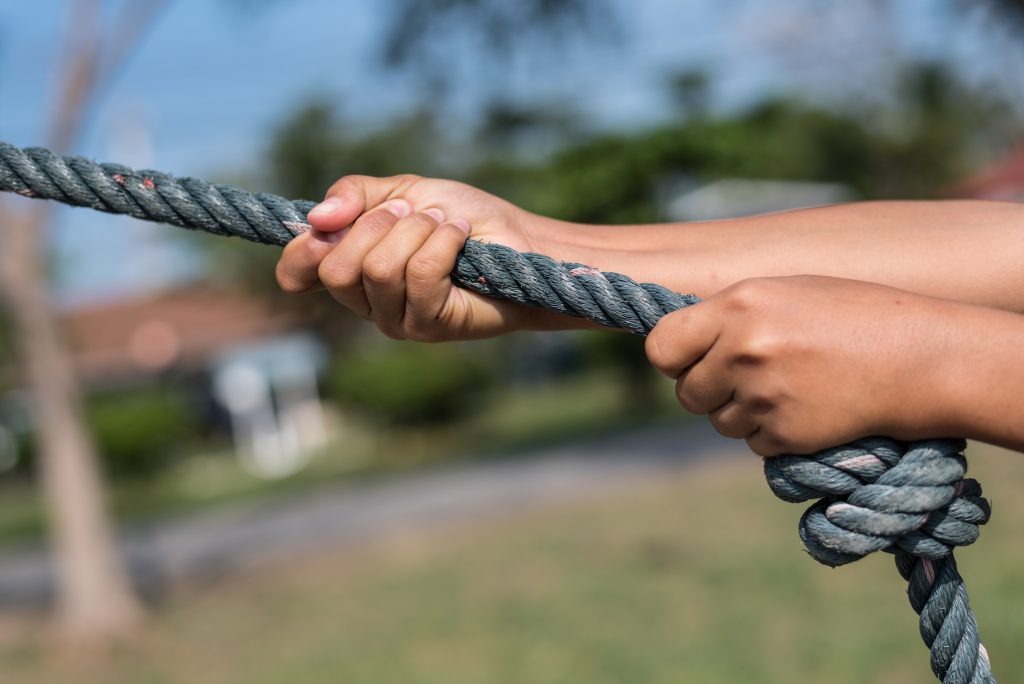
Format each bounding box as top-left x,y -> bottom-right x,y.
0,209 -> 144,642
0,0 -> 171,643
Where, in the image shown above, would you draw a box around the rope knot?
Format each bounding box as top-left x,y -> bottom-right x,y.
763,437 -> 991,568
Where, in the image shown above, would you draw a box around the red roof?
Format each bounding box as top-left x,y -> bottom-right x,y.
61,283 -> 304,384
949,146 -> 1024,201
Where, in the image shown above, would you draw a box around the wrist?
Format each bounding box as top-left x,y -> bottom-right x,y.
881,297 -> 1024,447
892,296 -> 978,438
523,214 -> 728,297
926,303 -> 1024,448
522,214 -> 609,265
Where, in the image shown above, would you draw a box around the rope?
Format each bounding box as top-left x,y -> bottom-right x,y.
0,141 -> 996,682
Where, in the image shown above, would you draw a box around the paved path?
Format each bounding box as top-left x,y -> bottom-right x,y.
0,422 -> 741,607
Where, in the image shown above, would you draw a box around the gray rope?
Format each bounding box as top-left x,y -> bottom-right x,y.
765,439 -> 993,683
0,141 -> 995,682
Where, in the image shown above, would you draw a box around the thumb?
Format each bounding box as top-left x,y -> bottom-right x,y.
307,174 -> 420,232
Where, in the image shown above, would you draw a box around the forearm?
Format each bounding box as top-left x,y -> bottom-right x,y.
535,200 -> 1024,312
929,300 -> 1024,452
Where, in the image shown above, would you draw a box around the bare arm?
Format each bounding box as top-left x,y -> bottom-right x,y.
538,200 -> 1024,312
278,177 -> 1024,338
933,297 -> 1024,451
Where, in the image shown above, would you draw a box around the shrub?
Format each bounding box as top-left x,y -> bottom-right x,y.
330,341 -> 492,426
86,387 -> 199,478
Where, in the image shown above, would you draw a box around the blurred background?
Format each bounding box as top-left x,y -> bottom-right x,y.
1,1 -> 1023,682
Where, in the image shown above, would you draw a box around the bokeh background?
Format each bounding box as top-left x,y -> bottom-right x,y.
1,1 -> 1023,682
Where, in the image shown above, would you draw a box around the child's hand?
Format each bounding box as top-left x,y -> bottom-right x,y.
645,276 -> 962,456
276,174 -> 578,340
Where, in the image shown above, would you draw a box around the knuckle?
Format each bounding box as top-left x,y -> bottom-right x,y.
709,411 -> 744,439
277,279 -> 306,295
645,329 -> 672,374
748,439 -> 777,458
748,428 -> 785,457
724,278 -> 771,311
675,381 -> 704,415
327,175 -> 363,199
378,326 -> 406,341
357,207 -> 399,234
373,317 -> 406,340
737,329 -> 786,363
318,256 -> 360,291
389,173 -> 422,188
274,240 -> 318,293
406,253 -> 437,283
438,222 -> 469,241
275,266 -> 304,294
302,234 -> 325,259
710,419 -> 739,439
403,212 -> 440,230
362,254 -> 397,284
404,321 -> 441,343
645,310 -> 690,376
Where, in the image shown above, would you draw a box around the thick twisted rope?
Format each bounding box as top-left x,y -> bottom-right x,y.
0,141 -> 995,682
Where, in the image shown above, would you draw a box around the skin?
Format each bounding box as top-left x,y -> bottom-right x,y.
276,174 -> 1024,455
645,276 -> 1024,456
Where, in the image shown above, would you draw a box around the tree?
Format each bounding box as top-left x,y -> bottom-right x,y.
0,0 -> 170,644
669,70 -> 712,121
380,0 -> 616,98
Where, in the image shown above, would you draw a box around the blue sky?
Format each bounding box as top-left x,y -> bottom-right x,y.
0,0 -> 1019,305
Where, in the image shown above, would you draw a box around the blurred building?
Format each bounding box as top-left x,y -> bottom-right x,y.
664,178 -> 856,221
64,284 -> 299,386
948,145 -> 1024,201
8,284 -> 330,478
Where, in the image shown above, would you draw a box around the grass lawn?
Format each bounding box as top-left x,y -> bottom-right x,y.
2,442 -> 1022,683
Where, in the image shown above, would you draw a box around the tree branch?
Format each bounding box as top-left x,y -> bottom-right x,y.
96,0 -> 173,98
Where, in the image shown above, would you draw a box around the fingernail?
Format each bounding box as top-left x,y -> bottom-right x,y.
423,207 -> 446,223
309,197 -> 342,218
384,199 -> 412,218
449,218 -> 471,235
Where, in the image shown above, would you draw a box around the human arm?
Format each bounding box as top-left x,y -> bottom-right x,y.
644,275 -> 1024,456
275,174 -> 1024,340
563,199 -> 1024,313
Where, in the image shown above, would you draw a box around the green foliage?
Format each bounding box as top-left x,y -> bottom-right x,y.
467,62 -> 1020,223
86,388 -> 199,479
259,59 -> 1019,228
580,331 -> 662,415
267,102 -> 448,200
5,387 -> 200,481
330,341 -> 493,426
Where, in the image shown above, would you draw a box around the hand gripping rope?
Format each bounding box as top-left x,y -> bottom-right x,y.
0,142 -> 995,683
